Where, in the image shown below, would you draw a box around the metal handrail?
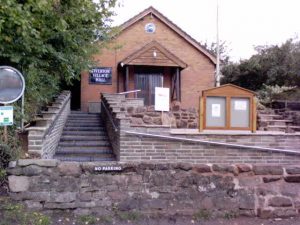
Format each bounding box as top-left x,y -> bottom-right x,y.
124,130 -> 300,155
101,101 -> 118,132
117,89 -> 141,95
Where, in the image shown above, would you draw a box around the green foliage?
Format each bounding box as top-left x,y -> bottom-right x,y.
258,84 -> 296,106
223,210 -> 239,220
193,209 -> 211,221
116,211 -> 142,221
0,0 -> 117,120
0,201 -> 50,225
221,38 -> 300,91
78,215 -> 98,225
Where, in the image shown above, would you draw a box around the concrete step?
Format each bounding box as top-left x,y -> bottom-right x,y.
258,114 -> 284,120
65,123 -> 104,127
60,135 -> 108,141
54,154 -> 116,162
63,127 -> 105,131
259,119 -> 293,126
67,117 -> 103,122
62,130 -> 106,136
265,125 -> 287,132
58,140 -> 110,147
56,148 -> 113,155
57,146 -> 112,151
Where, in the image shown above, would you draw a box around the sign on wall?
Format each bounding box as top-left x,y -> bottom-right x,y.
155,87 -> 169,111
89,67 -> 112,85
0,106 -> 13,126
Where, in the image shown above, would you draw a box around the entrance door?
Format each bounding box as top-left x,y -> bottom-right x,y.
135,73 -> 163,105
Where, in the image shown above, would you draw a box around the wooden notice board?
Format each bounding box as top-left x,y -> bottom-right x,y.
199,84 -> 257,132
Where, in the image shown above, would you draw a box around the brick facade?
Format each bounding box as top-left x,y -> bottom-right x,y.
81,7 -> 216,112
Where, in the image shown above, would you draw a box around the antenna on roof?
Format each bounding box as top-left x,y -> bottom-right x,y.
216,0 -> 221,87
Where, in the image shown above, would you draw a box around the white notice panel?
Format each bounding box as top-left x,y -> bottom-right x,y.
155,87 -> 169,111
0,106 -> 13,126
211,104 -> 221,117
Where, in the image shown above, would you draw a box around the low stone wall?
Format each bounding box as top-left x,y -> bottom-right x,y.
120,129 -> 300,164
126,102 -> 198,128
7,159 -> 300,218
100,93 -> 300,164
26,91 -> 71,158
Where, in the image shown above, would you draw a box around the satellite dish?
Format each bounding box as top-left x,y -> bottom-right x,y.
0,66 -> 25,104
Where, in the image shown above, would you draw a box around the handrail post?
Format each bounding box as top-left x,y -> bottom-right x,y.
101,101 -> 118,132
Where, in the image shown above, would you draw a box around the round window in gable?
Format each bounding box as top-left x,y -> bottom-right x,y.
145,23 -> 156,33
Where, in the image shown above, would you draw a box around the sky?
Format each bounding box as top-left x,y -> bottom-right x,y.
111,0 -> 300,62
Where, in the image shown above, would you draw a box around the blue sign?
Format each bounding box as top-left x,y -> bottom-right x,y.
90,67 -> 112,85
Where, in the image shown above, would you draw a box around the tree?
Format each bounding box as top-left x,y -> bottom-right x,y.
221,38 -> 300,91
0,0 -> 117,119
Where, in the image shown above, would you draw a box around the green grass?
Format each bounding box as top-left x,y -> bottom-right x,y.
0,201 -> 50,225
193,209 -> 211,221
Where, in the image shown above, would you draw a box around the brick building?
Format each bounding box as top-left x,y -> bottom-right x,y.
81,6 -> 216,112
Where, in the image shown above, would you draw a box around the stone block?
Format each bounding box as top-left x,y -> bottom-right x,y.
18,159 -> 58,167
268,196 -> 292,207
253,165 -> 283,175
239,176 -> 262,188
8,161 -> 16,168
257,209 -> 273,218
143,115 -> 152,124
8,175 -> 30,192
130,117 -> 143,125
236,164 -> 252,173
22,165 -> 44,176
284,175 -> 300,183
152,117 -> 162,125
173,163 -> 193,171
212,164 -> 238,175
58,162 -> 81,176
44,202 -> 77,209
50,192 -> 77,203
237,190 -> 255,210
192,164 -> 211,173
24,200 -> 43,210
77,192 -> 92,202
272,209 -> 298,218
262,177 -> 281,183
286,166 -> 300,175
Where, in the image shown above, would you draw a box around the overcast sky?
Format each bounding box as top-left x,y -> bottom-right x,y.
112,0 -> 300,62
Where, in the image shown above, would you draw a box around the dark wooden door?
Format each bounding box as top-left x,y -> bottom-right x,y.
135,73 -> 163,105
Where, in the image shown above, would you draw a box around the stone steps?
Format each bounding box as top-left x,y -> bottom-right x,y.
54,154 -> 115,162
258,109 -> 300,133
59,140 -> 110,147
63,126 -> 105,131
54,111 -> 115,162
62,130 -> 106,136
60,135 -> 108,141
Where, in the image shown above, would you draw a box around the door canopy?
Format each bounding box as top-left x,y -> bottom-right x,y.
120,41 -> 187,68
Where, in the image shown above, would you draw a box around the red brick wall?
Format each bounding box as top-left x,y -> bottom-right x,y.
81,14 -> 215,111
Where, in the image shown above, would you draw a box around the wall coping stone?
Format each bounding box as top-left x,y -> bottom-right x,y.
170,129 -> 300,136
17,159 -> 59,167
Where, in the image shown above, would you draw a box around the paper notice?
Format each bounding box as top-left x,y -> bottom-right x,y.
234,100 -> 247,111
211,104 -> 221,117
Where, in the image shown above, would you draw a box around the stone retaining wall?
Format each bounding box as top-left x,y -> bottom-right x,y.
101,93 -> 300,164
126,101 -> 198,128
120,130 -> 300,164
7,159 -> 300,219
26,91 -> 71,158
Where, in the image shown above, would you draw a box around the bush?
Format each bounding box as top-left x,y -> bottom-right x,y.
0,129 -> 21,190
257,84 -> 296,107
